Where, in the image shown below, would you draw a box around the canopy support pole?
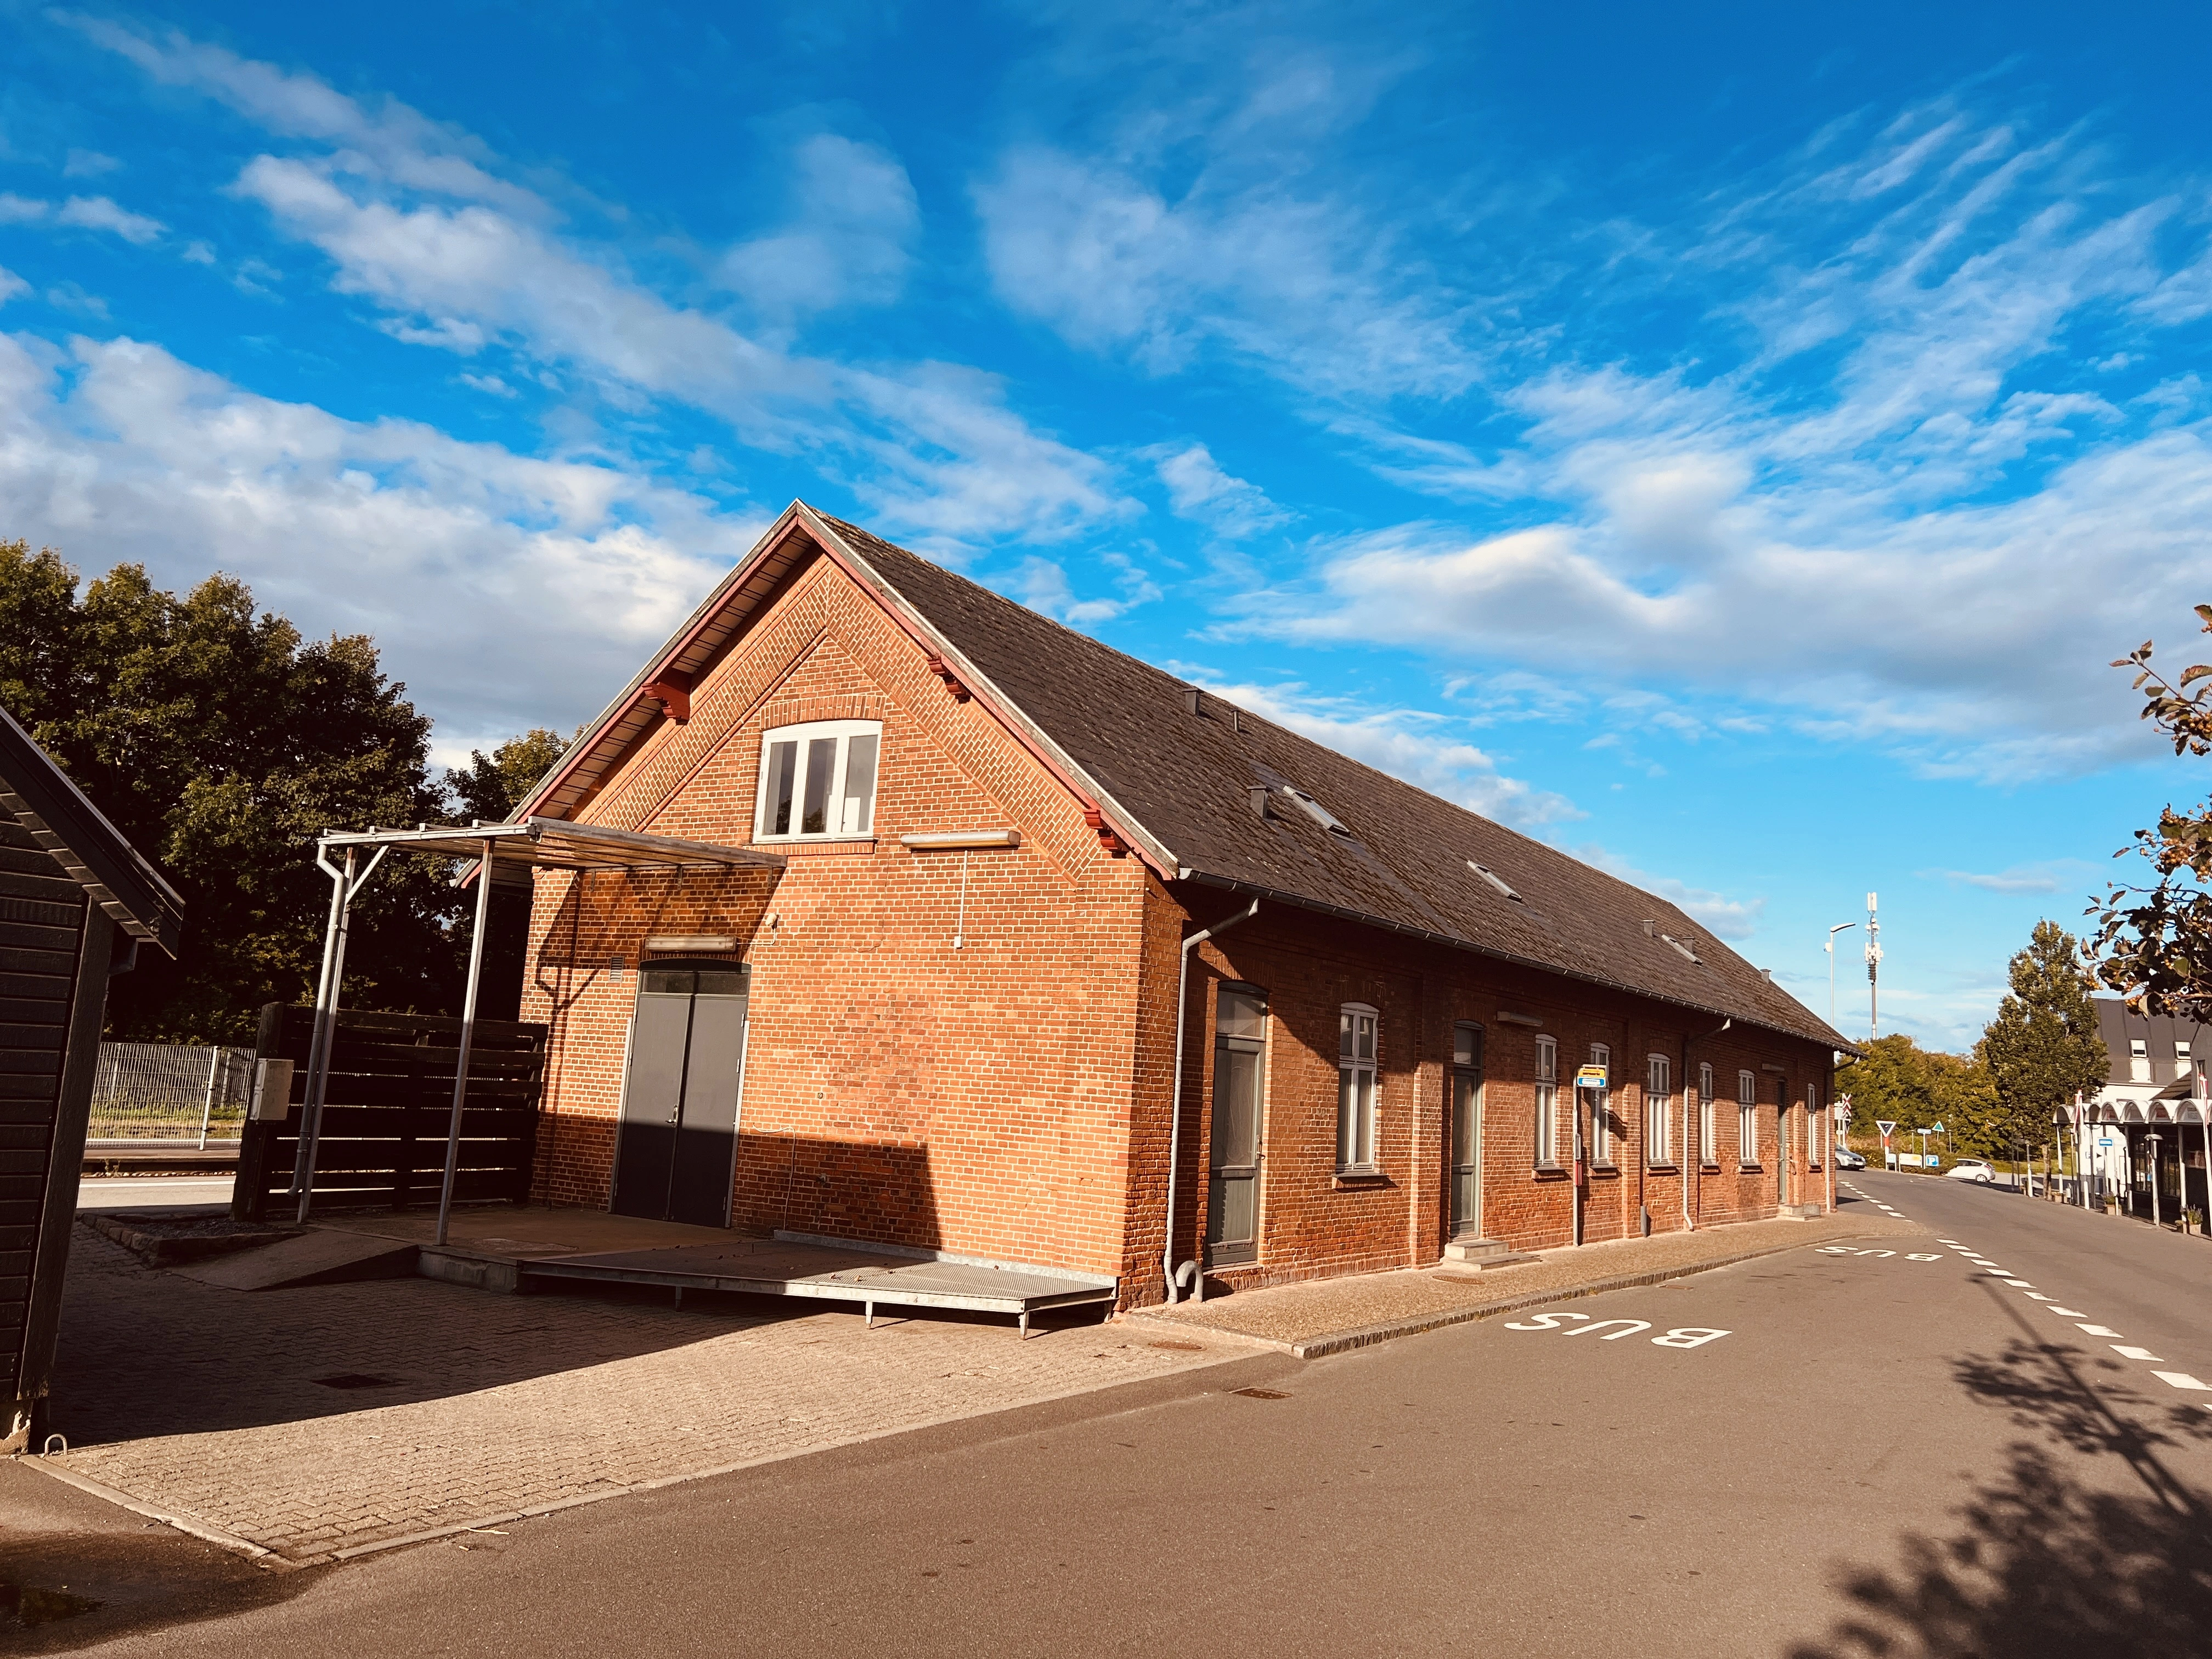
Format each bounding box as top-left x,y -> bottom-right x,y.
294,844 -> 386,1224
436,838 -> 498,1248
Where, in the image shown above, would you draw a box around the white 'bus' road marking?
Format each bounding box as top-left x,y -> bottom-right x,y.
1503,1311 -> 1731,1347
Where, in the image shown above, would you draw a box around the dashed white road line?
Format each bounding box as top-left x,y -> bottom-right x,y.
1922,1221 -> 2211,1401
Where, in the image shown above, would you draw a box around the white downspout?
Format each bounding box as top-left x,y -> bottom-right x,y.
1164,898 -> 1259,1304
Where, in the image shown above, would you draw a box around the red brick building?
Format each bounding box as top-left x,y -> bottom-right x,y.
512,503 -> 1849,1307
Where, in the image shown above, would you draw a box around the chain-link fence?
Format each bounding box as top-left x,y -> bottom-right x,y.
86,1042 -> 256,1146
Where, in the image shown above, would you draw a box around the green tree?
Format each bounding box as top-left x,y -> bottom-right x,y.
0,540 -> 533,1041
1835,1034 -> 1939,1137
445,728 -> 568,823
2092,606 -> 2212,1018
1979,921 -> 2110,1163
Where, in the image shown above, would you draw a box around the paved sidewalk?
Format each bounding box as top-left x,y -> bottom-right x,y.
30,1229 -> 1255,1567
1134,1210 -> 1929,1356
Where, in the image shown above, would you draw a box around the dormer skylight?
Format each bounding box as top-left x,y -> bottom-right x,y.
1469,860 -> 1522,902
1282,787 -> 1351,836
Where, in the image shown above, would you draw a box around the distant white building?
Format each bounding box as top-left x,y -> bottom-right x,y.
2082,998 -> 2209,1215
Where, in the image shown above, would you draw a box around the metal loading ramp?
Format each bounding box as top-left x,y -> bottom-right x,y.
490,1232 -> 1117,1335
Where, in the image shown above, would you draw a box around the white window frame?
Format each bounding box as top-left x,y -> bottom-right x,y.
1336,1003 -> 1380,1173
754,719 -> 883,842
1647,1054 -> 1672,1165
1699,1062 -> 1716,1165
1589,1043 -> 1612,1165
1738,1070 -> 1757,1166
1807,1082 -> 1822,1167
2129,1038 -> 2150,1082
1534,1035 -> 1559,1167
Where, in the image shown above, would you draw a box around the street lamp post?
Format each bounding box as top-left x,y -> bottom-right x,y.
2147,1131 -> 2164,1229
1826,923 -> 1857,1026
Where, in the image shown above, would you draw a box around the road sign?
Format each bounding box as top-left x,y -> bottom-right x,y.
1930,1121 -> 1945,1133
1876,1119 -> 1898,1137
1575,1065 -> 1608,1088
2101,1137 -> 2115,1148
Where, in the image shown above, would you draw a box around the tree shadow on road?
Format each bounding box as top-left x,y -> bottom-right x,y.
1793,1338 -> 2212,1658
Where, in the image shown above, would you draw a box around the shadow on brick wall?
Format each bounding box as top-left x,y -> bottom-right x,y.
733,1132 -> 943,1251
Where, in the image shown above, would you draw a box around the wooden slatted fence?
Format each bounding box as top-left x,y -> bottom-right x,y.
233,1003 -> 548,1221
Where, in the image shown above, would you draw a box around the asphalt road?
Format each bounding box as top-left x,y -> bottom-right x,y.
15,1178 -> 2211,1658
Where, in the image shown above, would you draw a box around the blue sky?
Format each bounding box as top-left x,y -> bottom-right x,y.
3,2 -> 2209,1050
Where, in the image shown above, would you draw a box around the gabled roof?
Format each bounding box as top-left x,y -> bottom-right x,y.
0,705 -> 183,957
520,503 -> 1849,1051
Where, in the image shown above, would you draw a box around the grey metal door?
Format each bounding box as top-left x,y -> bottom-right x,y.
1450,1023 -> 1483,1238
612,963 -> 749,1226
1206,987 -> 1267,1266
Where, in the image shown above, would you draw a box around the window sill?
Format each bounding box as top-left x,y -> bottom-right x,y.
1739,1164 -> 1762,1173
1646,1163 -> 1679,1175
1533,1160 -> 1567,1178
1588,1164 -> 1620,1180
1700,1163 -> 1722,1174
753,836 -> 877,857
1332,1169 -> 1390,1189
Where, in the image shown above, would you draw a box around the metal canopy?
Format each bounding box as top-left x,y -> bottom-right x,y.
294,816 -> 782,1248
319,815 -> 785,874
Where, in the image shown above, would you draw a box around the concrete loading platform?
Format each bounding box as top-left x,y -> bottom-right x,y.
309,1206 -> 1119,1335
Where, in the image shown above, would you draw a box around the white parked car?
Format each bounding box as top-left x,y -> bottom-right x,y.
1946,1159 -> 1996,1184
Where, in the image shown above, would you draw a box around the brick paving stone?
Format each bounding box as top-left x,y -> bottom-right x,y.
40,1229 -> 1252,1563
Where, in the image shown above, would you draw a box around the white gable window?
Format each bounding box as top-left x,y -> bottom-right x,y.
755,720 -> 882,841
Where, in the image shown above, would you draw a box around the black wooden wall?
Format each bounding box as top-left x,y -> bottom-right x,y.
1,812 -> 111,1439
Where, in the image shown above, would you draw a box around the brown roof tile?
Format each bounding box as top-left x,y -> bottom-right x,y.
819,513 -> 1848,1051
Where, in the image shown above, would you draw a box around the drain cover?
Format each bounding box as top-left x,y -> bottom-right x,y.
1231,1387 -> 1290,1400
311,1373 -> 400,1390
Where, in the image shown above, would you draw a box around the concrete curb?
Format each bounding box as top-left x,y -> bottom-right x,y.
1139,1228 -> 1923,1361
16,1454 -> 284,1565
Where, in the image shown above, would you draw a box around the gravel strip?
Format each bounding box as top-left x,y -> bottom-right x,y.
1131,1212 -> 1931,1354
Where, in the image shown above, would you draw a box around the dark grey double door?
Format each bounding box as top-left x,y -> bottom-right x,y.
612,963 -> 749,1227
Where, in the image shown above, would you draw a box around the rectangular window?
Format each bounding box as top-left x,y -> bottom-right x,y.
1807,1082 -> 1821,1167
755,720 -> 884,842
2129,1038 -> 2150,1082
1647,1055 -> 1672,1164
1337,1005 -> 1379,1172
1589,1043 -> 1612,1165
1699,1062 -> 1716,1164
1534,1035 -> 1558,1166
2177,1040 -> 2194,1076
1739,1070 -> 1757,1165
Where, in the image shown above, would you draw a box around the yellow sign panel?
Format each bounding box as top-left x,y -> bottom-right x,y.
1576,1065 -> 1609,1088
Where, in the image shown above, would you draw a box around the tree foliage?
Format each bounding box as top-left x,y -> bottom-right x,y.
445,729 -> 568,824
1835,1034 -> 2016,1160
1979,921 -> 2110,1154
2090,605 -> 2212,1019
0,540 -> 556,1042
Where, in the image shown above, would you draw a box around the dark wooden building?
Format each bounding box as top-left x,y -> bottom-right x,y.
1,707 -> 181,1450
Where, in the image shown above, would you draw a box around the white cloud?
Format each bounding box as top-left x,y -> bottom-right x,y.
0,191 -> 166,244
458,370 -> 519,397
1143,441 -> 1289,538
72,24 -> 1127,551
719,133 -> 919,324
1574,845 -> 1767,941
180,239 -> 216,264
0,331 -> 754,739
1004,548 -> 1161,625
1185,676 -> 1578,831
0,266 -> 26,306
1926,863 -> 2074,895
62,149 -> 121,178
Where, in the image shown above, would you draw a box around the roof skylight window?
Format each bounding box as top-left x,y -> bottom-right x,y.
1661,933 -> 1701,963
1468,861 -> 1522,902
1282,787 -> 1351,836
